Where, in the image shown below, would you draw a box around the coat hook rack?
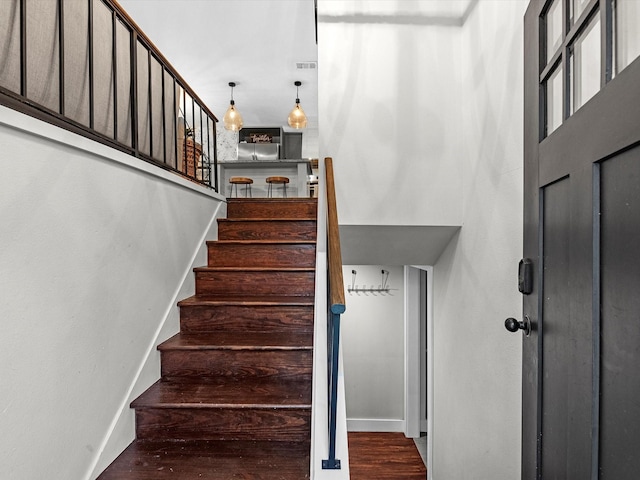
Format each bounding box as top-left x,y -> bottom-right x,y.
347,269 -> 395,295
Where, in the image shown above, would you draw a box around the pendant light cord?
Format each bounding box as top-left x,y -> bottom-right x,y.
229,82 -> 236,105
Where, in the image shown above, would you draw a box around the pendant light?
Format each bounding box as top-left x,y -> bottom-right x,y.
287,81 -> 307,129
223,82 -> 243,131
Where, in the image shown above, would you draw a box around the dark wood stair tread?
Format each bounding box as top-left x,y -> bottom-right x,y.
132,380 -> 311,408
207,239 -> 316,245
178,294 -> 315,306
228,198 -> 317,203
219,217 -> 316,222
194,266 -> 315,272
226,198 -> 317,220
97,440 -> 310,479
159,332 -> 312,350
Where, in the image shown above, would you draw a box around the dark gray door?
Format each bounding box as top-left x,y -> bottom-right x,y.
521,1 -> 640,479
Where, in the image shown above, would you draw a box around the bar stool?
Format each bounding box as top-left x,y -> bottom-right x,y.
266,176 -> 289,198
229,177 -> 253,198
307,174 -> 318,198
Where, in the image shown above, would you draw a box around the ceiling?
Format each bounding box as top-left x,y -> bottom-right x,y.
116,0 -> 475,266
117,0 -> 318,132
115,0 -> 475,137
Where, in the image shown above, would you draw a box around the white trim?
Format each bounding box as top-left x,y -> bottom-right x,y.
426,266 -> 434,480
347,419 -> 405,432
404,266 -> 421,438
411,265 -> 434,480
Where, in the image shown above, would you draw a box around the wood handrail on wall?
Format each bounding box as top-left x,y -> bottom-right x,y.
325,157 -> 346,314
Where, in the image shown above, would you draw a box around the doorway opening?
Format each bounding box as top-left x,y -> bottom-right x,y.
405,265 -> 432,475
420,268 -> 428,434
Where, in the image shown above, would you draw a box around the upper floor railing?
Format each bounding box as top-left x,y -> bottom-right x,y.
0,0 -> 218,190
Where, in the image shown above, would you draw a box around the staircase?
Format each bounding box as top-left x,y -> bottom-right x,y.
98,198 -> 317,479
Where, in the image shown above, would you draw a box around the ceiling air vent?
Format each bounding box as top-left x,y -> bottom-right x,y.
296,62 -> 317,70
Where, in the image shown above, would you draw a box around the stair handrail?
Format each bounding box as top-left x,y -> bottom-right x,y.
325,158 -> 346,316
323,157 -> 345,470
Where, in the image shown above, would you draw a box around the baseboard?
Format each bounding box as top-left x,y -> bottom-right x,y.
347,418 -> 405,432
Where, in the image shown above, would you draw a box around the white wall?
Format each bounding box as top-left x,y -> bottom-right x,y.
318,3 -> 463,227
0,107 -> 225,480
319,1 -> 527,478
341,265 -> 405,431
432,2 -> 526,479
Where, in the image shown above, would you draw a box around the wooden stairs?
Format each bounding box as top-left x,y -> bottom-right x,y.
98,198 -> 317,479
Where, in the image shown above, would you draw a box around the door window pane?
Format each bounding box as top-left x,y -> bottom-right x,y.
546,64 -> 563,136
571,0 -> 591,23
570,14 -> 601,113
615,0 -> 640,74
546,0 -> 563,63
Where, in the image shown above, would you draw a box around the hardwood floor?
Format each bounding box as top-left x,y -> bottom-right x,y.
348,432 -> 427,479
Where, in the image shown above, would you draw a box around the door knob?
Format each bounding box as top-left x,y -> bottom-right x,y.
505,316 -> 531,336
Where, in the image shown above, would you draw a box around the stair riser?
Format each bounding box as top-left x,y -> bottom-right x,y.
179,305 -> 314,335
227,200 -> 317,220
208,243 -> 316,268
161,350 -> 313,380
218,220 -> 317,241
135,407 -> 311,442
195,271 -> 315,296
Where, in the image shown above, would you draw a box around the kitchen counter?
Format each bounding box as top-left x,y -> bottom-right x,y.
218,159 -> 311,198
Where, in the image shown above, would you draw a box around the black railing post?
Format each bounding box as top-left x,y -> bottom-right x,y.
58,0 -> 64,116
88,0 -> 95,130
130,30 -> 138,154
323,306 -> 343,470
212,117 -> 218,192
111,6 -> 118,141
20,0 -> 27,97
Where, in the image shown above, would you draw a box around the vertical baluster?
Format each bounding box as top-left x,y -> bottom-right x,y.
112,5 -> 118,141
88,0 -> 94,130
58,0 -> 64,115
147,49 -> 152,158
20,0 -> 27,97
212,115 -> 219,191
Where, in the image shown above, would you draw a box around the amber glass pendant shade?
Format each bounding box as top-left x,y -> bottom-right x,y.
223,82 -> 243,131
288,101 -> 307,129
287,81 -> 307,129
223,101 -> 243,131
